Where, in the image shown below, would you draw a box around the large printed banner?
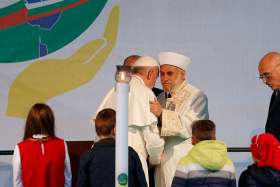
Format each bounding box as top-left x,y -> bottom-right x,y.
1,0 -> 280,151
1,0 -> 118,117
0,0 -> 120,149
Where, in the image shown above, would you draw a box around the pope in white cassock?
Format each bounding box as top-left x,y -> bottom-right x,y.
93,56 -> 164,186
150,52 -> 209,187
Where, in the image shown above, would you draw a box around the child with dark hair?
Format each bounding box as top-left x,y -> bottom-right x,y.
77,108 -> 147,187
239,133 -> 280,187
172,120 -> 236,187
13,103 -> 72,187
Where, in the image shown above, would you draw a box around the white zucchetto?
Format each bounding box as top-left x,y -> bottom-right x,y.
133,56 -> 159,67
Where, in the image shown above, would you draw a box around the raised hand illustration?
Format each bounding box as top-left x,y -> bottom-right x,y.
6,6 -> 119,118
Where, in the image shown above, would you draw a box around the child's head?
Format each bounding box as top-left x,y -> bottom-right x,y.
24,103 -> 55,139
250,133 -> 280,169
191,120 -> 216,145
95,108 -> 116,139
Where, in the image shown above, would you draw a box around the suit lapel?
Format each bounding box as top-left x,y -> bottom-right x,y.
268,91 -> 280,118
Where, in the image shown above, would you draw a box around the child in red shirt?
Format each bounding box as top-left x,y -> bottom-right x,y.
13,103 -> 72,187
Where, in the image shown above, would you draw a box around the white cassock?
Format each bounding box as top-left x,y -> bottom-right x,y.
93,75 -> 164,187
155,81 -> 209,187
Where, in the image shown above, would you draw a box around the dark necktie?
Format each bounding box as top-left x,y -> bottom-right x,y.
275,90 -> 280,96
270,90 -> 280,113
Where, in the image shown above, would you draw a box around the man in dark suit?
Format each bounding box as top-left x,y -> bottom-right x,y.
258,52 -> 280,141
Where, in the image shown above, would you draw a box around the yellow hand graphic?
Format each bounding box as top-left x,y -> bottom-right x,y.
6,6 -> 120,118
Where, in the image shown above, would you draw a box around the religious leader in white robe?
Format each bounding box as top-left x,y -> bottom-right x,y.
92,56 -> 165,186
150,52 -> 209,187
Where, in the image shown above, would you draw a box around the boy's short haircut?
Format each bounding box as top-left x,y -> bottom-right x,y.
95,108 -> 116,136
192,120 -> 216,141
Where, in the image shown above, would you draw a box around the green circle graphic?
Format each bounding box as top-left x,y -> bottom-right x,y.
0,0 -> 107,63
117,173 -> 128,185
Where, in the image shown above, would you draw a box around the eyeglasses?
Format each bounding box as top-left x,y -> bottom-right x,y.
258,72 -> 273,81
258,64 -> 280,82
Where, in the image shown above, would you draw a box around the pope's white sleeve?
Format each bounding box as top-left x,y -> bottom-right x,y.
13,145 -> 23,187
64,142 -> 72,187
161,92 -> 209,138
142,125 -> 164,165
